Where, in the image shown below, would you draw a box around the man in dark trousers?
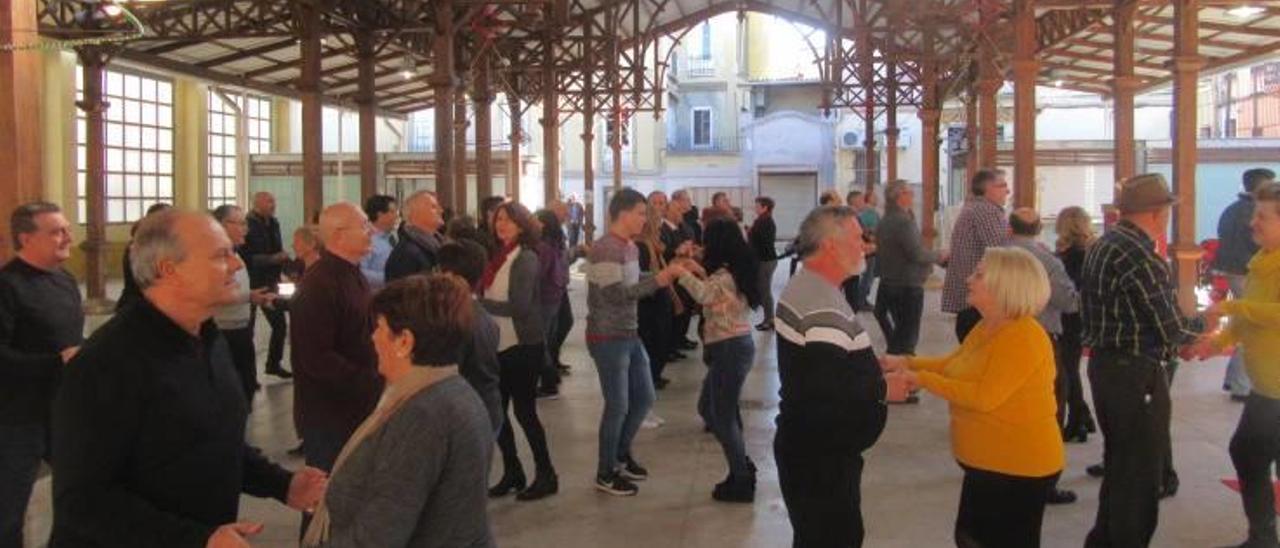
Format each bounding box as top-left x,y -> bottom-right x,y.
244,191 -> 292,379
1081,174 -> 1205,548
438,240 -> 504,434
774,205 -> 887,547
0,202 -> 83,548
385,190 -> 445,283
666,190 -> 700,352
52,209 -> 326,547
290,202 -> 383,475
567,194 -> 585,248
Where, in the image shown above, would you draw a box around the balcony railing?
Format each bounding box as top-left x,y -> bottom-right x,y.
667,134 -> 739,154
683,56 -> 715,78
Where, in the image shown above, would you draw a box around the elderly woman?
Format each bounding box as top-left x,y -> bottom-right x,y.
482,202 -> 558,500
212,204 -> 277,401
1198,182 -> 1280,548
303,274 -> 496,548
1055,206 -> 1097,443
882,246 -> 1063,548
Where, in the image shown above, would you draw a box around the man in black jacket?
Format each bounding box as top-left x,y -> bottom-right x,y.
385,191 -> 445,283
666,190 -> 699,352
748,196 -> 778,331
244,192 -> 292,378
774,205 -> 887,547
0,202 -> 83,548
52,210 -> 325,547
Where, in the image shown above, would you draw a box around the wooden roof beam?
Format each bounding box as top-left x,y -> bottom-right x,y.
195,38 -> 299,69
1134,13 -> 1280,38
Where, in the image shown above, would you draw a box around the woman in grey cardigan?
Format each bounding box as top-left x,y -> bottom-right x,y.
304,274 -> 495,548
481,202 -> 559,500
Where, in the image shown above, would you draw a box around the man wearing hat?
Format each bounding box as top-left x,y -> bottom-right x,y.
1080,173 -> 1205,547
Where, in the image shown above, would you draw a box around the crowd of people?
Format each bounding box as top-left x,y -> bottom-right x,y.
0,162 -> 1277,547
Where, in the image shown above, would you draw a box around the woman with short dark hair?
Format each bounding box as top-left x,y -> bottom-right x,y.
481,202 -> 558,501
303,274 -> 496,548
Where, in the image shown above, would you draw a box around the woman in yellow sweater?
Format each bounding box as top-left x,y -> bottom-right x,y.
882,246 -> 1064,548
1197,182 -> 1280,548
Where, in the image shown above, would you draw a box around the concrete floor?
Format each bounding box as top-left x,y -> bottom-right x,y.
27,271 -> 1252,547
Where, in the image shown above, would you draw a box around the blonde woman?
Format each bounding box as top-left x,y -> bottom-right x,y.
882,247 -> 1063,548
1055,206 -> 1097,442
636,194 -> 676,390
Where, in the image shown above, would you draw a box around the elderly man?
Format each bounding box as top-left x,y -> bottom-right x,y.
360,194 -> 399,290
1081,174 -> 1204,548
1008,207 -> 1080,506
942,168 -> 1011,341
52,210 -> 325,547
244,191 -> 292,379
874,181 -> 944,357
385,191 -> 444,282
290,202 -> 383,479
774,206 -> 887,547
0,202 -> 83,547
665,190 -> 700,353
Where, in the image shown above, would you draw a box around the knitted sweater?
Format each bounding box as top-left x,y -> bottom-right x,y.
586,233 -> 662,340
677,270 -> 751,345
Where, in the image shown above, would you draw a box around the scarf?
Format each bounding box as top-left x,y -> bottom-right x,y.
478,242 -> 518,294
303,365 -> 460,547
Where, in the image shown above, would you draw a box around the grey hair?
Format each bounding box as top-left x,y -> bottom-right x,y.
402,190 -> 437,218
883,180 -> 912,215
793,205 -> 858,260
130,209 -> 189,290
10,201 -> 61,251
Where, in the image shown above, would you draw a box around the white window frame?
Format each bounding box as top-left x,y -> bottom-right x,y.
692,107 -> 714,147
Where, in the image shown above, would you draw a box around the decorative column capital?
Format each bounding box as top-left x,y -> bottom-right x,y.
976,78 -> 1003,95
1111,75 -> 1143,91
918,109 -> 941,124
1171,55 -> 1205,73
1011,59 -> 1039,76
883,127 -> 901,138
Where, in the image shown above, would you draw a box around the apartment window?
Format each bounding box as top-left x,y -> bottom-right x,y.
208,91 -> 272,209
692,107 -> 713,147
75,68 -> 174,224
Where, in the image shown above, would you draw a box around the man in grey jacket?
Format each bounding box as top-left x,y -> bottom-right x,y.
1008,207 -> 1081,505
874,180 -> 945,356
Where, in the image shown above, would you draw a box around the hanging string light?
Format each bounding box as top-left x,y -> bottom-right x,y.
1,0 -> 145,52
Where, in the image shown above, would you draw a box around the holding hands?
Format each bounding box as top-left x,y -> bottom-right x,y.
207,522 -> 263,548
286,466 -> 329,513
249,288 -> 278,309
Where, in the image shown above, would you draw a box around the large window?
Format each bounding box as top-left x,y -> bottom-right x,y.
75,68 -> 175,224
692,107 -> 713,147
208,91 -> 271,209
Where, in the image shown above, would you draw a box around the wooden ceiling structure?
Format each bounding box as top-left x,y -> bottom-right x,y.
5,0 -> 1280,309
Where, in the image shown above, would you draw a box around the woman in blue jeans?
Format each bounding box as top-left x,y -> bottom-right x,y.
675,219 -> 762,502
586,189 -> 687,496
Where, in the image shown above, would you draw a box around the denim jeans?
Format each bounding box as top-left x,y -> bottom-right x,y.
699,335 -> 755,477
588,338 -> 656,477
856,255 -> 877,308
0,423 -> 45,548
1224,275 -> 1253,396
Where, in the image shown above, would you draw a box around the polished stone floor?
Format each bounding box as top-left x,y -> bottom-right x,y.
27,271 -> 1252,547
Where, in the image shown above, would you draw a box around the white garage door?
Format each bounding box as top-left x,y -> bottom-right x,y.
758,172 -> 817,242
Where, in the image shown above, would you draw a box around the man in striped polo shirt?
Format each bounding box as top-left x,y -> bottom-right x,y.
774,205 -> 888,547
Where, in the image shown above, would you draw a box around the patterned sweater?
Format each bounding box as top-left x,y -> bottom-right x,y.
586,233 -> 662,340
678,270 -> 751,345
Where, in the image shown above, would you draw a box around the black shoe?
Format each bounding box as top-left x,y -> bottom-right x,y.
1046,488 -> 1077,505
557,363 -> 571,376
265,366 -> 293,379
1086,463 -> 1105,478
1084,414 -> 1097,434
746,456 -> 757,475
595,472 -> 639,496
755,322 -> 774,332
287,442 -> 305,456
654,377 -> 671,390
712,474 -> 756,503
536,386 -> 561,400
618,455 -> 648,481
516,472 -> 559,501
679,339 -> 698,350
668,352 -> 687,361
1232,393 -> 1250,403
1159,472 -> 1179,499
488,470 -> 527,498
1062,424 -> 1088,444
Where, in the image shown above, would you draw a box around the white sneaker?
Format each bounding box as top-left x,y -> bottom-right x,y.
641,413 -> 665,429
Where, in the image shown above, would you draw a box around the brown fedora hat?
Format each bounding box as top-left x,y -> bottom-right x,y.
1116,173 -> 1178,214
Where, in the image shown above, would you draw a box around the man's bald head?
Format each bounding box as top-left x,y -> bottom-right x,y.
320,202 -> 372,264
1009,207 -> 1043,237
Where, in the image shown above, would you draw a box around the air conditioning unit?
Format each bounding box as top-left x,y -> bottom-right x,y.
839,130 -> 863,149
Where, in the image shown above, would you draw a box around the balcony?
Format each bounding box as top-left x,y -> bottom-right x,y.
667,134 -> 739,155
683,56 -> 715,78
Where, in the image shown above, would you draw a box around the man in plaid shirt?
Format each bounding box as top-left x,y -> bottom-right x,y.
941,168 -> 1010,341
1080,173 -> 1204,548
